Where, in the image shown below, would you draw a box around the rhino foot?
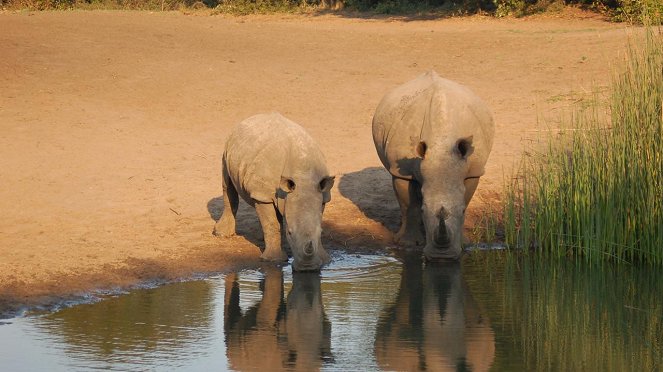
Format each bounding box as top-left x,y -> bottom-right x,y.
213,218 -> 236,238
261,249 -> 288,263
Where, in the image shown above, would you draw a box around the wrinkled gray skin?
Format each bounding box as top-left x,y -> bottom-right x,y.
372,71 -> 494,261
215,113 -> 334,271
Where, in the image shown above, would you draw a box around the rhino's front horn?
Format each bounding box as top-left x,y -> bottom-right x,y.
303,241 -> 315,256
434,219 -> 451,249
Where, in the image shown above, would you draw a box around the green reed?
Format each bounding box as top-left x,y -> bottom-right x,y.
498,27 -> 662,266
463,252 -> 663,371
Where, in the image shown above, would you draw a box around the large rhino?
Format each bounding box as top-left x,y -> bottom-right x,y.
372,71 -> 494,261
215,113 -> 335,271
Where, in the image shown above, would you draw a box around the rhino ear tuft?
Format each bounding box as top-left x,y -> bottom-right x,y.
319,176 -> 335,193
456,136 -> 474,159
415,141 -> 427,159
280,176 -> 296,193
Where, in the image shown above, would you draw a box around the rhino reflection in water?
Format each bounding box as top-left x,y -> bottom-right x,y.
224,266 -> 332,371
375,254 -> 495,371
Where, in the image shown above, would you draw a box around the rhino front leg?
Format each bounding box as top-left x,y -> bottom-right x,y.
392,177 -> 425,246
214,162 -> 239,237
255,202 -> 288,262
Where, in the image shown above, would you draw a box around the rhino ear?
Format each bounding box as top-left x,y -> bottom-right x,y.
415,141 -> 427,159
456,136 -> 474,159
279,176 -> 296,193
319,176 -> 335,193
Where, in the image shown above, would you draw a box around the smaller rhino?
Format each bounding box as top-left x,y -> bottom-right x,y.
215,113 -> 335,271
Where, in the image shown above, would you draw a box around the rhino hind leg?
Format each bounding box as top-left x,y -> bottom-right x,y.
214,163 -> 239,237
392,177 -> 425,246
255,202 -> 288,262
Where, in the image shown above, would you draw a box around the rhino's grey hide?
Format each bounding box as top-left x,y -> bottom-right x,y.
216,113 -> 334,271
372,71 -> 494,261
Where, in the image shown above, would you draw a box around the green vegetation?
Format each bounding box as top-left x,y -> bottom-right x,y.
492,0 -> 661,20
0,0 -> 306,11
488,27 -> 662,266
211,0 -> 315,15
612,0 -> 663,23
1,0 -> 660,23
0,0 -> 207,11
464,252 -> 663,371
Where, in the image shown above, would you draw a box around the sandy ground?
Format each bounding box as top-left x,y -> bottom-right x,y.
0,9 -> 638,313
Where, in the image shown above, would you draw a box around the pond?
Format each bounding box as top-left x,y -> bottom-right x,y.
0,251 -> 660,371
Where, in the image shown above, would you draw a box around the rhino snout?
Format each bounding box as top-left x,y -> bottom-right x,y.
292,244 -> 329,272
433,220 -> 451,248
423,206 -> 465,261
303,241 -> 315,256
289,234 -> 330,272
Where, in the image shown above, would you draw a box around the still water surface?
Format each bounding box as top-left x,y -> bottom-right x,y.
0,251 -> 660,371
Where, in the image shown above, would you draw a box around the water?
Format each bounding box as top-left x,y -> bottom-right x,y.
0,251 -> 660,371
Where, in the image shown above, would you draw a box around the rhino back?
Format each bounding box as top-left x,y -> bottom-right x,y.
372,71 -> 494,179
224,113 -> 329,203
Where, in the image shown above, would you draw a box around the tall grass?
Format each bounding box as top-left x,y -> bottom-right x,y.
499,26 -> 662,266
463,252 -> 663,371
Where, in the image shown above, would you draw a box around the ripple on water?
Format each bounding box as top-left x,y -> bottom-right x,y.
281,253 -> 401,284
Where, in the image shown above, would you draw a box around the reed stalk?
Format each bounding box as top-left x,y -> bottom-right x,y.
497,26 -> 662,266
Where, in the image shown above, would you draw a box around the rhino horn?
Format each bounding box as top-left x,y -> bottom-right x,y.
434,222 -> 450,248
303,241 -> 315,256
434,208 -> 451,248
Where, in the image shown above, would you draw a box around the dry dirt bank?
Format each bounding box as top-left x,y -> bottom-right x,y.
0,10 -> 636,313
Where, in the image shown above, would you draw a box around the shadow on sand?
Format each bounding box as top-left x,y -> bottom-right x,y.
337,166 -> 400,232
207,196 -> 266,251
